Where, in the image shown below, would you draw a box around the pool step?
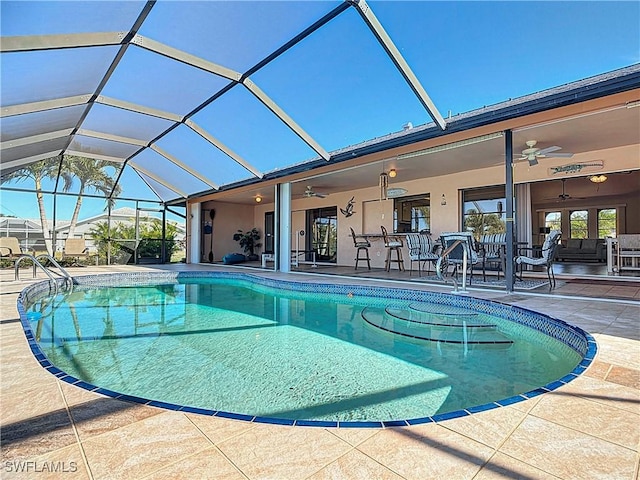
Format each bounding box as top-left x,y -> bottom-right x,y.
407,302 -> 480,316
361,306 -> 513,346
385,306 -> 495,329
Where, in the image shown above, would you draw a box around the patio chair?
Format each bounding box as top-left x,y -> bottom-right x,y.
63,238 -> 90,266
439,232 -> 479,284
406,233 -> 439,277
381,225 -> 404,272
616,234 -> 640,273
350,227 -> 371,270
515,230 -> 561,290
478,232 -> 506,281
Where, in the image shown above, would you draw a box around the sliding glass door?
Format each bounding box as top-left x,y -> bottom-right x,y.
306,207 -> 337,263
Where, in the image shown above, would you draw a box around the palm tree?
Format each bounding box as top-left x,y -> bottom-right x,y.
1,157 -> 62,254
463,208 -> 505,241
62,156 -> 122,238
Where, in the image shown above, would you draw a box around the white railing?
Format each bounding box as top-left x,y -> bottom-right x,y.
436,239 -> 469,294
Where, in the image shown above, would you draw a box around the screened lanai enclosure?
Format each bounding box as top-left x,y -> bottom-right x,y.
2,1 -> 639,275
1,0 -> 452,264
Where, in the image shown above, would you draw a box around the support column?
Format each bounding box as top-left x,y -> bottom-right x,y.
277,182 -> 292,272
161,206 -> 167,264
189,202 -> 201,264
505,129 -> 515,293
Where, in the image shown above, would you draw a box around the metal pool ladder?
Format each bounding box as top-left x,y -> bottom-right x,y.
14,253 -> 74,294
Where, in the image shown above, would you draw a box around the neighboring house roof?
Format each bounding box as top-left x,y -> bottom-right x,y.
2,207 -> 184,237
0,217 -> 41,232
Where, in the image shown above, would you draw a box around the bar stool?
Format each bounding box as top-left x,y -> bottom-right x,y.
381,225 -> 405,272
350,227 -> 371,270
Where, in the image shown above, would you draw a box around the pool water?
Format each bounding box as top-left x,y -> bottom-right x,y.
26,276 -> 584,423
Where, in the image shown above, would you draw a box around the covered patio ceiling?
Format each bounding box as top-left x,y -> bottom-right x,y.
1,1 -> 639,207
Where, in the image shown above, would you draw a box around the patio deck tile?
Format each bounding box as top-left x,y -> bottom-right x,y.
80,411 -> 211,480
499,415 -> 637,480
306,448 -> 405,480
140,446 -> 246,480
216,423 -> 352,480
356,423 -> 494,480
529,392 -> 640,449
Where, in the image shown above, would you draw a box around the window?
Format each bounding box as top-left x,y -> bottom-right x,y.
569,210 -> 588,239
545,211 -> 561,232
393,194 -> 430,233
462,185 -> 507,241
597,208 -> 617,238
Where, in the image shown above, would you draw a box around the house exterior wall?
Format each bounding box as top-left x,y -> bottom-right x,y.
201,201 -> 256,261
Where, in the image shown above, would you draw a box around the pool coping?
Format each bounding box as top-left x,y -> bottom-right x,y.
16,271 -> 598,428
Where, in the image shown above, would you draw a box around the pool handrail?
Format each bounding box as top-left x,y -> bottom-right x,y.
436,239 -> 469,293
14,253 -> 73,294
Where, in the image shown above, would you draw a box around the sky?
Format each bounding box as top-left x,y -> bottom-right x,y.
1,0 -> 639,222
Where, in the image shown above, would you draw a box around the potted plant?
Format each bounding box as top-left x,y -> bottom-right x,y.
233,228 -> 262,261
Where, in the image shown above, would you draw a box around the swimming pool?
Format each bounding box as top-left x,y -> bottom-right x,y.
18,272 -> 596,427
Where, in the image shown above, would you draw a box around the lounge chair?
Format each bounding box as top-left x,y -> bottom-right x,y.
0,237 -> 34,278
63,238 -> 91,266
0,236 -> 30,260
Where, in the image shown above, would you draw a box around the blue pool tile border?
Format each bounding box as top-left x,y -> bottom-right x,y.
16,271 -> 598,429
465,402 -> 500,414
295,419 -> 339,428
179,406 -> 216,416
147,400 -> 183,411
254,416 -> 296,426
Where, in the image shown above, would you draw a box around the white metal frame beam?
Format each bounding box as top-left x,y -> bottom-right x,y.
96,96 -> 182,122
1,95 -> 92,117
150,144 -> 219,190
242,78 -> 331,161
97,96 -> 264,184
0,151 -> 62,172
129,161 -> 187,197
0,32 -> 125,53
76,129 -> 221,190
1,129 -> 74,150
131,35 -> 242,82
65,150 -> 126,164
127,35 -> 332,166
76,129 -> 148,147
350,0 -> 446,130
184,119 -> 263,179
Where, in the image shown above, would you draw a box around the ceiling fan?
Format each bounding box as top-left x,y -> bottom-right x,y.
303,185 -> 328,198
558,178 -> 571,201
519,140 -> 574,166
548,178 -> 586,202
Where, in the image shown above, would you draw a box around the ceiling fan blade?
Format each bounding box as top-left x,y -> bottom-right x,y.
545,152 -> 574,158
537,146 -> 561,155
